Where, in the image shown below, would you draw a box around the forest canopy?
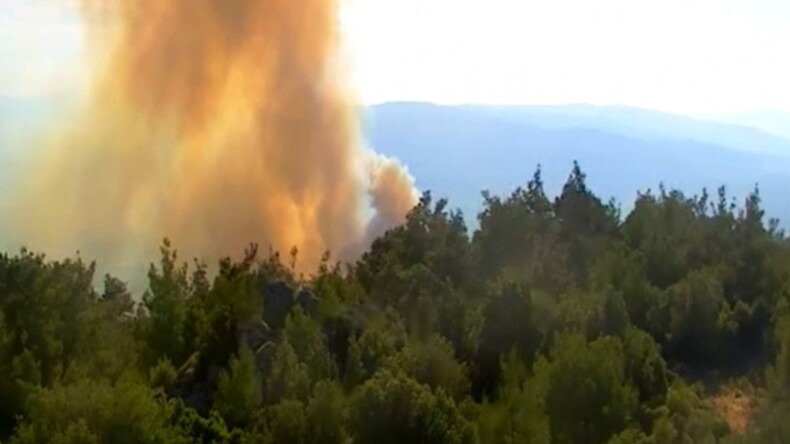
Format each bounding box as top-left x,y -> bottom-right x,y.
2,162 -> 790,443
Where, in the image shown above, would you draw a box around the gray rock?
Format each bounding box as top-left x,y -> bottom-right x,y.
262,280 -> 295,330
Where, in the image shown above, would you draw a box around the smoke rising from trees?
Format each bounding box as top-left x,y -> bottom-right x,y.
6,0 -> 417,274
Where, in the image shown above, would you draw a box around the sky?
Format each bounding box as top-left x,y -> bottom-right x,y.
0,0 -> 83,98
3,0 -> 790,116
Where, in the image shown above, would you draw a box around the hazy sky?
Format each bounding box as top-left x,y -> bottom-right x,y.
3,0 -> 790,116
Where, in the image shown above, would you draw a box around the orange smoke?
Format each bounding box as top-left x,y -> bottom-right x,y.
7,0 -> 417,275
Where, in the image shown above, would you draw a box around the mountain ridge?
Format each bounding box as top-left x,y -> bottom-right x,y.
364,102 -> 790,227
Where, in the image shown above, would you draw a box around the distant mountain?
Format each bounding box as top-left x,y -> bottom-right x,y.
712,109 -> 790,140
364,102 -> 790,227
461,104 -> 790,156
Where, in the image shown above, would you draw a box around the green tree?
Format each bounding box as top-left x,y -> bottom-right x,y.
477,351 -> 550,444
663,381 -> 730,443
535,333 -> 638,444
343,312 -> 407,386
305,380 -> 348,444
215,345 -> 262,428
476,281 -> 542,396
165,401 -> 239,444
665,268 -> 730,368
385,334 -> 471,400
142,239 -> 189,366
357,192 -> 473,300
149,358 -> 177,391
266,340 -> 310,405
622,327 -> 669,411
284,307 -> 337,383
10,377 -> 179,443
0,250 -> 100,433
553,161 -> 619,283
474,165 -> 568,290
268,399 -> 307,444
623,189 -> 702,289
349,370 -> 477,444
589,244 -> 663,335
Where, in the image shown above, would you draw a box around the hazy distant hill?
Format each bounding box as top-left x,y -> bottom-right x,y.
714,109 -> 790,140
364,102 -> 790,227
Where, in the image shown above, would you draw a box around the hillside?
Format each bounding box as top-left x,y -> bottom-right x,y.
1,162 -> 789,442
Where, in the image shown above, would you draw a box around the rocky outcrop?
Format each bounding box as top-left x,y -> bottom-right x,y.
262,280 -> 295,331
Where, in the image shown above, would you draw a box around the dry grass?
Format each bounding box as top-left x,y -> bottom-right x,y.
711,386 -> 756,435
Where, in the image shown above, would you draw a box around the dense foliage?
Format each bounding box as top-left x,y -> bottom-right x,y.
2,162 -> 790,443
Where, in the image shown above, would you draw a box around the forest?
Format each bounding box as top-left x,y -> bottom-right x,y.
2,162 -> 790,443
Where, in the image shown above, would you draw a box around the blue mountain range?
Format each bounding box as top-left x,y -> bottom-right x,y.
363,102 -> 790,227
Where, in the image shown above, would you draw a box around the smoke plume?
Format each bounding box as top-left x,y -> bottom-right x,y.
7,0 -> 417,275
